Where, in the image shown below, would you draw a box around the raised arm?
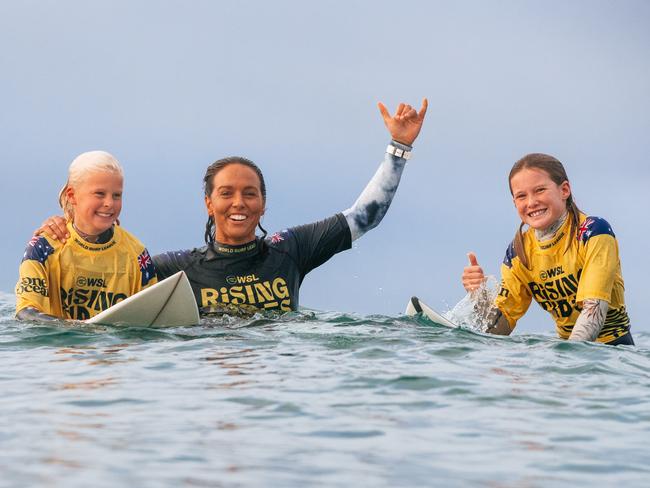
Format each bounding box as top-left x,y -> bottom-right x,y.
343,99 -> 428,241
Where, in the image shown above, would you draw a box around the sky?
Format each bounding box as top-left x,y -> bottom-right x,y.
1,0 -> 648,333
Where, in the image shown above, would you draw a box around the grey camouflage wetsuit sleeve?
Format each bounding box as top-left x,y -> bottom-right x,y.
569,298 -> 608,341
343,140 -> 411,241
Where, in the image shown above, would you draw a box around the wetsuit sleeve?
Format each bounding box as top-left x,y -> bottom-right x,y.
494,248 -> 532,330
16,306 -> 59,322
285,213 -> 352,275
576,218 -> 619,304
569,298 -> 608,341
15,237 -> 55,316
152,250 -> 193,280
343,141 -> 409,241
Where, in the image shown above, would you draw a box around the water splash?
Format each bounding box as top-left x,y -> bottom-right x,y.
445,275 -> 500,333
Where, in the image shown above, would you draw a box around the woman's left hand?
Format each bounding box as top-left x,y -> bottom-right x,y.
378,98 -> 428,146
35,215 -> 69,242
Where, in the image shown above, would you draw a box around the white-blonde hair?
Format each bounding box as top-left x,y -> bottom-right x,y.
58,151 -> 124,220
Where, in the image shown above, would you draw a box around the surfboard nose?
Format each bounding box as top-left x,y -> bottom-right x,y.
405,296 -> 422,315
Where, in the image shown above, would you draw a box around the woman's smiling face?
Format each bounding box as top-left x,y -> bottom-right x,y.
205,163 -> 265,245
510,167 -> 571,231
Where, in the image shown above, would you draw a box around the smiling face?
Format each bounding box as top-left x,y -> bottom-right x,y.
68,171 -> 123,236
510,167 -> 571,231
205,163 -> 265,245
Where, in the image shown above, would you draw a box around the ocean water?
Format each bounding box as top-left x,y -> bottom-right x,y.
1,292 -> 649,488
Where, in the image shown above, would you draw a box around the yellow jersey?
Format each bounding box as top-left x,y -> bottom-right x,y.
16,222 -> 157,320
495,214 -> 630,343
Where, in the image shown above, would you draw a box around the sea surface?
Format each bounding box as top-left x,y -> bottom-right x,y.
1,291 -> 649,488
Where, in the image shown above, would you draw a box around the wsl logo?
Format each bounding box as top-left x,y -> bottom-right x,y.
75,276 -> 108,288
540,266 -> 564,281
225,274 -> 260,285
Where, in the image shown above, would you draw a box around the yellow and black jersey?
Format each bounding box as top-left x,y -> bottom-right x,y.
15,222 -> 157,320
495,214 -> 630,343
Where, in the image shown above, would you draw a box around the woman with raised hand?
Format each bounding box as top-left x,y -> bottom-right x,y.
461,153 -> 633,345
38,99 -> 427,315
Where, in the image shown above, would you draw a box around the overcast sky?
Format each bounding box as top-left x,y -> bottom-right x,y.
1,1 -> 648,333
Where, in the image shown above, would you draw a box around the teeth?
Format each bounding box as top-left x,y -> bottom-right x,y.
230,214 -> 247,221
97,212 -> 113,217
529,209 -> 546,217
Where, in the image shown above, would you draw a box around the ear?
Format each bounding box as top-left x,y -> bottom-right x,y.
205,195 -> 213,215
560,180 -> 571,200
66,186 -> 76,205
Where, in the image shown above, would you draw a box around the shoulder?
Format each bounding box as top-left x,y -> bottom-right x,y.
156,248 -> 199,261
152,248 -> 202,267
114,226 -> 148,251
502,240 -> 517,268
274,214 -> 348,242
21,236 -> 57,264
265,229 -> 293,249
577,216 -> 615,244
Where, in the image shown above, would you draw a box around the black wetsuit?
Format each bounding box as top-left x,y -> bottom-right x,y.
153,214 -> 351,315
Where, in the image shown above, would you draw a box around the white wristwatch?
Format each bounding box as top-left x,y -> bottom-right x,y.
386,143 -> 411,160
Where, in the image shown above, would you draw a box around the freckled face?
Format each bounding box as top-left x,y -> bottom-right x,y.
68,171 -> 123,235
205,164 -> 265,245
510,168 -> 571,231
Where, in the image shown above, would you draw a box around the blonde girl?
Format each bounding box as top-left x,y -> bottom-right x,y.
16,151 -> 156,321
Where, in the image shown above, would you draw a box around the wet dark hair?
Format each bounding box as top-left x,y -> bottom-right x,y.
203,156 -> 268,246
509,153 -> 581,269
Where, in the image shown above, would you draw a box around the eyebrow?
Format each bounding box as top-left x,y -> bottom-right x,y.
217,185 -> 259,191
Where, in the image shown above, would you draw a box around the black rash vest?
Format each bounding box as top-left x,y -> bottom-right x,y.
153,213 -> 352,315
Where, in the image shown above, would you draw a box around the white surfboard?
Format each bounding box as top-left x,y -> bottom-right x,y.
405,296 -> 458,329
86,271 -> 200,327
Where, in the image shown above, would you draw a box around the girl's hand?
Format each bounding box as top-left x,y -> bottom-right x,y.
35,215 -> 69,242
378,98 -> 428,146
462,251 -> 485,292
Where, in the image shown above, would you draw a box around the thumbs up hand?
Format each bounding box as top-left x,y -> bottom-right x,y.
462,252 -> 486,292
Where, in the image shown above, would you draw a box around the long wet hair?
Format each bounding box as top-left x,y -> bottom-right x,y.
58,151 -> 124,221
203,156 -> 268,247
508,153 -> 581,269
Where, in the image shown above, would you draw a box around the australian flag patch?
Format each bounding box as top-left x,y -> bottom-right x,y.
269,231 -> 288,244
137,249 -> 156,286
577,216 -> 615,244
22,236 -> 55,264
